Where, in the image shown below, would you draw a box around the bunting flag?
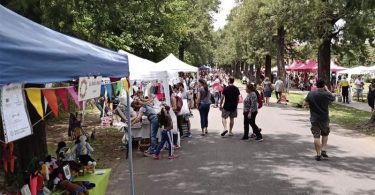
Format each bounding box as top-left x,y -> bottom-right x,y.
25,89 -> 44,118
112,83 -> 118,96
67,87 -> 81,110
100,85 -> 106,97
56,88 -> 69,111
42,89 -> 58,117
122,78 -> 130,93
116,81 -> 123,95
105,84 -> 113,100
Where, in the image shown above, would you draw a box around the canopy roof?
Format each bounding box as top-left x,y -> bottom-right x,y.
0,5 -> 129,85
287,59 -> 346,72
118,50 -> 168,81
338,66 -> 372,75
156,54 -> 198,73
286,60 -> 305,71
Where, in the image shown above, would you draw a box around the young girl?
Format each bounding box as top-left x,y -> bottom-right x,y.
153,105 -> 175,160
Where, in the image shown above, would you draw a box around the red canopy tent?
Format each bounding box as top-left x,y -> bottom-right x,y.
293,59 -> 317,72
286,60 -> 305,71
288,59 -> 346,72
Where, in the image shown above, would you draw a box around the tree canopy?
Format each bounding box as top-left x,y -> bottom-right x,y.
214,0 -> 375,81
1,0 -> 219,65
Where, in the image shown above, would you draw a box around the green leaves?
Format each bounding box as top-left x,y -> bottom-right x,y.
2,0 -> 219,65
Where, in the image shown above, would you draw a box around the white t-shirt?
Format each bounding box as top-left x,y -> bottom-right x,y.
275,80 -> 284,92
355,79 -> 363,89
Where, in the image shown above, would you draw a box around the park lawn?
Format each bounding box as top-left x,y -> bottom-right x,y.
286,92 -> 306,106
287,92 -> 374,135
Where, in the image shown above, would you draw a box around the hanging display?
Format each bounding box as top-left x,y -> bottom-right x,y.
1,84 -> 32,143
78,76 -> 102,101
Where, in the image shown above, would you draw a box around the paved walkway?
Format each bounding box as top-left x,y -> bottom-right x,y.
107,88 -> 375,195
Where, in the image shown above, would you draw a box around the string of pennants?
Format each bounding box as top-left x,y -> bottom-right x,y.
24,79 -> 130,118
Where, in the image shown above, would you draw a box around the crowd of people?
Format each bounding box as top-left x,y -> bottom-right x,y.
120,69 -> 360,162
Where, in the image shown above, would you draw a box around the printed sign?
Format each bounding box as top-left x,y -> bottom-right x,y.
1,83 -> 32,143
78,76 -> 102,101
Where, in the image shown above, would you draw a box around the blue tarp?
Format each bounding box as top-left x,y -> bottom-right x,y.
0,5 -> 129,85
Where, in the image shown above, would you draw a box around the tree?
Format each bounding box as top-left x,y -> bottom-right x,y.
306,0 -> 375,85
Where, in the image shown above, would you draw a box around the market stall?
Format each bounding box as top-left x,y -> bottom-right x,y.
117,50 -> 176,154
0,5 -> 135,195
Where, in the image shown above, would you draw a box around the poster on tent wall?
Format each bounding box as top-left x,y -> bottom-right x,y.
78,76 -> 102,101
1,83 -> 32,143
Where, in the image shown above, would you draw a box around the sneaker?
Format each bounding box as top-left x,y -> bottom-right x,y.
221,130 -> 228,136
315,155 -> 321,161
250,133 -> 256,139
174,145 -> 181,149
321,151 -> 329,158
153,154 -> 161,160
201,133 -> 205,136
168,155 -> 175,160
240,137 -> 249,141
228,132 -> 234,136
187,134 -> 193,138
255,137 -> 263,142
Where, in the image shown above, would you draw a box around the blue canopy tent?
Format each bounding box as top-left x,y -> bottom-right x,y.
0,6 -> 135,195
0,5 -> 129,85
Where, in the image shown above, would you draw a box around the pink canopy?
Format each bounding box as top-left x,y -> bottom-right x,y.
286,60 -> 304,71
293,59 -> 317,72
287,59 -> 346,72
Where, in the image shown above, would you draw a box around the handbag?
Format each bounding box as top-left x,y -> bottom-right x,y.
239,95 -> 244,103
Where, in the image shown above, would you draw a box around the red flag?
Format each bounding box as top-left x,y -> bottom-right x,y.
56,88 -> 68,111
42,89 -> 59,117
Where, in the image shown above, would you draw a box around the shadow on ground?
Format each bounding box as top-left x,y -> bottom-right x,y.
107,132 -> 375,195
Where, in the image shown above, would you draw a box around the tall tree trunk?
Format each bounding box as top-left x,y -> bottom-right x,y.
265,55 -> 272,80
249,64 -> 255,82
256,64 -> 261,84
235,61 -> 241,79
14,84 -> 48,172
244,62 -> 249,78
318,39 -> 331,87
277,26 -> 286,80
178,41 -> 185,61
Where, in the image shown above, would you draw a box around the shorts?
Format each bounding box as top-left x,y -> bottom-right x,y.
356,89 -> 363,95
311,121 -> 330,138
222,109 -> 237,119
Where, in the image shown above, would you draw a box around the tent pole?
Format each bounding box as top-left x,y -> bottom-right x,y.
126,83 -> 135,195
82,100 -> 86,125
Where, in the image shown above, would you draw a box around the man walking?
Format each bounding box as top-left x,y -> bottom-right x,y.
220,77 -> 240,136
304,79 -> 335,161
275,77 -> 284,103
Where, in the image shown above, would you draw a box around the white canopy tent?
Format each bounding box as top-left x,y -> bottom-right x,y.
118,50 -> 171,104
337,66 -> 374,79
156,53 -> 198,75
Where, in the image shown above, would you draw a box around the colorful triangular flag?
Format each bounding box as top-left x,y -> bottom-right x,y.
56,88 -> 69,111
25,89 -> 44,118
67,87 -> 81,110
122,78 -> 130,92
105,84 -> 113,100
42,89 -> 59,117
116,81 -> 123,95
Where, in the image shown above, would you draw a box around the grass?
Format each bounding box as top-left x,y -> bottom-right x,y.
287,92 -> 375,135
286,92 -> 306,106
329,103 -> 370,130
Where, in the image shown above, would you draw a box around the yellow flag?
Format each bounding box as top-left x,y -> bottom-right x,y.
26,89 -> 44,118
122,78 -> 130,92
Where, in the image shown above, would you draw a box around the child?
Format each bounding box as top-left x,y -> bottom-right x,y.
153,105 -> 175,160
